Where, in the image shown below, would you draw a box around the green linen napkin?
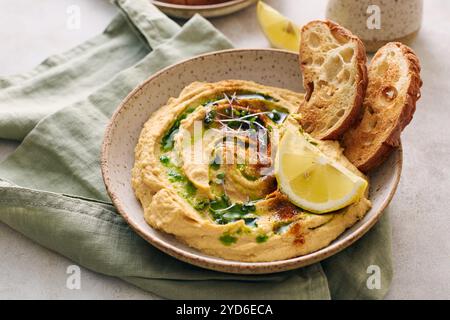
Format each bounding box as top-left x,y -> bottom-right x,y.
0,0 -> 392,299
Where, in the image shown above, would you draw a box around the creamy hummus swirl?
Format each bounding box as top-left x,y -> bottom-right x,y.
132,80 -> 371,262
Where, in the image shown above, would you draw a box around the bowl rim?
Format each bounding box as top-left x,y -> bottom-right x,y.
101,48 -> 403,274
151,0 -> 254,11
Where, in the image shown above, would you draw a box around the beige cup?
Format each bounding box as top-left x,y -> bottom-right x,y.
326,0 -> 423,52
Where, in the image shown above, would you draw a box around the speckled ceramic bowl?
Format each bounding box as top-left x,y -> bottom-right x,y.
151,0 -> 257,19
101,49 -> 402,274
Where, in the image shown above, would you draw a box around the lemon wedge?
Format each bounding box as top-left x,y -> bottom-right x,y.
256,1 -> 301,52
275,128 -> 368,214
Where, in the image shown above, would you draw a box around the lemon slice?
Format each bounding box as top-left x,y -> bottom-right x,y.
256,1 -> 301,52
275,128 -> 368,213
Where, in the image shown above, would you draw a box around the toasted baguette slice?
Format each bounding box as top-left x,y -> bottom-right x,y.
298,20 -> 367,140
343,42 -> 422,172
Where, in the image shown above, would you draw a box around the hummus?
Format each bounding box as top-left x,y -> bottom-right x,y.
132,80 -> 371,262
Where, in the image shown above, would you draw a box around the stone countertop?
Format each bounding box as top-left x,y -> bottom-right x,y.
0,0 -> 449,299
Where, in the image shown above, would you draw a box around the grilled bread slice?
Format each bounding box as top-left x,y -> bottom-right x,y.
343,42 -> 422,172
299,20 -> 368,140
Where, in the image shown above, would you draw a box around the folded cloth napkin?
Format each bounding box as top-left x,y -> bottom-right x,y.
0,0 -> 392,299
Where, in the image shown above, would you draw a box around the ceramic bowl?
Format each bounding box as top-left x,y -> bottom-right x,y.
101,49 -> 402,274
151,0 -> 257,19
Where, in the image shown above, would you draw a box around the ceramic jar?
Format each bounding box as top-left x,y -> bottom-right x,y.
326,0 -> 423,52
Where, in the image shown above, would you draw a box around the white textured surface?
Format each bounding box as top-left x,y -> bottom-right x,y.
0,0 -> 449,300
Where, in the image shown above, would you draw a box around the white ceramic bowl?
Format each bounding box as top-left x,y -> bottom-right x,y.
101,49 -> 402,274
151,0 -> 257,19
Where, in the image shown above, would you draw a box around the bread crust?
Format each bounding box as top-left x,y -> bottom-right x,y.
299,20 -> 368,140
343,42 -> 422,172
